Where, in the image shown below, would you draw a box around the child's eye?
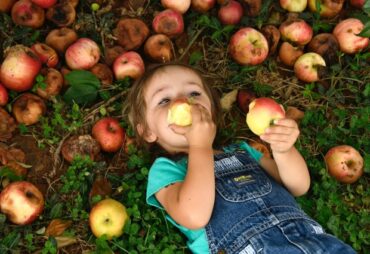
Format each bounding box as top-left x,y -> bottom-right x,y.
158,98 -> 170,105
189,91 -> 201,97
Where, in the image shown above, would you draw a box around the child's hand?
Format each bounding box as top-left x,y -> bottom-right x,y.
260,118 -> 299,154
170,104 -> 216,149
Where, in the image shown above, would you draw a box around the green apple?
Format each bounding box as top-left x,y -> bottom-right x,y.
167,99 -> 192,126
246,97 -> 285,136
89,198 -> 128,239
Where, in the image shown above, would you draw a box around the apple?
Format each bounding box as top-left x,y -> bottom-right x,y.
324,145 -> 364,184
0,108 -> 17,142
279,18 -> 313,46
243,0 -> 262,17
113,18 -> 149,50
92,117 -> 125,153
152,9 -> 184,38
1,45 -> 42,92
45,27 -> 78,54
261,25 -> 281,55
294,52 -> 326,83
90,63 -> 113,87
307,33 -> 339,64
0,0 -> 17,12
229,27 -> 269,66
113,51 -> 145,80
333,18 -> 369,55
191,0 -> 215,12
144,34 -> 174,63
65,38 -> 101,70
237,89 -> 256,113
36,68 -> 63,99
0,84 -> 9,106
61,135 -> 101,163
246,97 -> 285,136
218,0 -> 243,25
31,43 -> 59,68
280,0 -> 307,12
12,93 -> 46,125
167,99 -> 192,126
89,198 -> 129,240
161,0 -> 191,13
349,0 -> 365,8
11,0 -> 45,28
278,41 -> 304,67
0,181 -> 44,225
46,2 -> 76,27
31,0 -> 57,8
62,0 -> 79,8
103,45 -> 125,66
308,0 -> 344,18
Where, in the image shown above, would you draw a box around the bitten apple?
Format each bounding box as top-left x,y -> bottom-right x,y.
324,145 -> 364,184
294,52 -> 326,83
92,117 -> 125,153
0,181 -> 44,225
246,97 -> 285,136
89,198 -> 128,240
167,99 -> 192,126
229,27 -> 269,66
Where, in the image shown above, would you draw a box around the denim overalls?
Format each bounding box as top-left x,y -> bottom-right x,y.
205,150 -> 356,254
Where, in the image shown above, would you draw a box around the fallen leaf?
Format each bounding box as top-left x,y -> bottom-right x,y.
286,106 -> 305,121
45,219 -> 72,237
89,176 -> 112,203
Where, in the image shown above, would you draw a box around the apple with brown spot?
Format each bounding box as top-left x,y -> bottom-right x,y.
113,51 -> 145,80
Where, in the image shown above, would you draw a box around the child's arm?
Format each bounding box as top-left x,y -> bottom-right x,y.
259,118 -> 310,197
155,105 -> 216,229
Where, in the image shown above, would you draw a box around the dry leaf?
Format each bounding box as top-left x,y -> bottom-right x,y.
55,236 -> 77,248
220,89 -> 238,111
286,106 -> 305,121
45,219 -> 72,237
89,176 -> 112,202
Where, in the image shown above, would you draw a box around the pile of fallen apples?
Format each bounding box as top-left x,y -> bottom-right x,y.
0,0 -> 367,242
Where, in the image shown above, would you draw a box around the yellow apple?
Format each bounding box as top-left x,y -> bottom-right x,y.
167,99 -> 192,126
246,97 -> 285,135
89,198 -> 129,239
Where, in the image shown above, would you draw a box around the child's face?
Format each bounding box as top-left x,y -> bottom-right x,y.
141,66 -> 213,153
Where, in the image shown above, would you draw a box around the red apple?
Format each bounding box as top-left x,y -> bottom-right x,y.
279,18 -> 313,46
31,0 -> 57,8
113,18 -> 149,51
191,0 -> 215,12
0,181 -> 44,225
144,34 -> 174,63
0,84 -> 9,106
45,27 -> 78,54
246,97 -> 285,136
161,0 -> 191,13
152,9 -> 184,38
36,68 -> 63,99
280,0 -> 307,12
0,0 -> 17,12
324,145 -> 364,184
229,27 -> 269,65
278,41 -> 304,67
31,43 -> 59,68
12,93 -> 46,125
333,18 -> 369,54
113,51 -> 145,80
167,99 -> 192,126
1,45 -> 41,92
92,117 -> 125,153
89,198 -> 129,240
11,0 -> 45,28
294,52 -> 326,83
65,38 -> 101,70
218,0 -> 243,25
349,0 -> 365,8
237,89 -> 256,113
308,0 -> 344,18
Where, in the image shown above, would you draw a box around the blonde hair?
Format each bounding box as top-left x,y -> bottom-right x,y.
126,63 -> 221,147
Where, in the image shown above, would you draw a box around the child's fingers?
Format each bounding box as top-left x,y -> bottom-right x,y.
261,133 -> 290,143
273,118 -> 298,128
265,125 -> 295,135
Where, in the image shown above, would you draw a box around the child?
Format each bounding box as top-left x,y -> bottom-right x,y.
127,63 -> 356,254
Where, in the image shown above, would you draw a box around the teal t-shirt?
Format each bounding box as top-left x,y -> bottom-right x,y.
146,142 -> 263,254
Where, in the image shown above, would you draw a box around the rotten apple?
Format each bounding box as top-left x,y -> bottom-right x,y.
103,45 -> 125,66
113,18 -> 149,51
279,18 -> 313,46
1,45 -> 41,92
11,0 -> 45,28
324,145 -> 364,184
65,38 -> 101,70
161,0 -> 191,14
36,68 -> 63,99
278,41 -> 304,67
0,181 -> 44,225
191,0 -> 216,12
294,52 -> 326,83
113,51 -> 145,80
152,9 -> 184,38
242,0 -> 262,17
218,0 -> 243,25
307,33 -> 339,64
61,135 -> 101,163
46,2 -> 76,27
237,89 -> 256,113
144,34 -> 174,63
229,27 -> 269,66
0,0 -> 17,12
167,99 -> 192,126
45,27 -> 78,54
261,25 -> 281,55
12,93 -> 46,125
90,63 -> 113,87
246,97 -> 285,136
92,117 -> 125,153
31,43 -> 59,68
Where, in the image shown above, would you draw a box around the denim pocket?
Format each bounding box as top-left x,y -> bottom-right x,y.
215,156 -> 272,202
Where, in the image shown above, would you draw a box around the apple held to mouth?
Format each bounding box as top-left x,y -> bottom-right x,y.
89,198 -> 129,240
229,27 -> 269,66
167,99 -> 192,126
92,117 -> 125,153
0,181 -> 45,225
246,97 -> 285,136
324,145 -> 364,184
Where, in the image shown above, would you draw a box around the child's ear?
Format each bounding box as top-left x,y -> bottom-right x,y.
136,124 -> 157,143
